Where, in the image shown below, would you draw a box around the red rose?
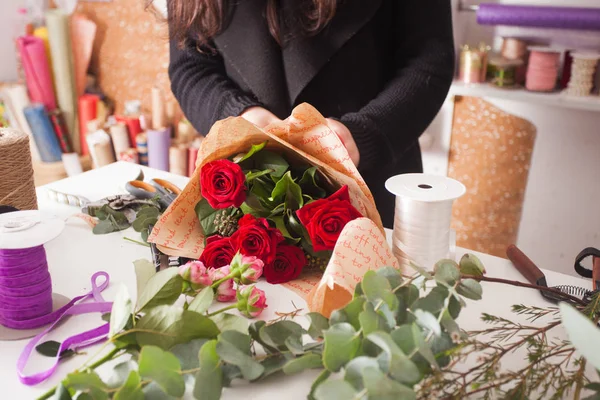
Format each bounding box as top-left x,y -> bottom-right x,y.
200,235 -> 235,269
200,159 -> 247,209
296,185 -> 362,252
264,245 -> 306,284
230,215 -> 283,266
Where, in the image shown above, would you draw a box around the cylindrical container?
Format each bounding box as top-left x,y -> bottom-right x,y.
385,174 -> 466,272
48,109 -> 72,153
86,129 -> 116,169
459,45 -> 483,84
151,87 -> 167,130
489,58 -> 523,89
61,152 -> 83,176
136,133 -> 148,166
23,104 -> 62,163
188,146 -> 199,177
116,115 -> 143,148
564,52 -> 600,97
109,123 -> 131,156
169,145 -> 188,176
16,36 -> 56,111
501,38 -> 528,61
526,47 -> 562,92
147,128 -> 171,171
177,119 -> 198,143
78,94 -> 99,155
0,128 -> 38,211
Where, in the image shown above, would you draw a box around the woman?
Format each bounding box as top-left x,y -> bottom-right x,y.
167,0 -> 455,228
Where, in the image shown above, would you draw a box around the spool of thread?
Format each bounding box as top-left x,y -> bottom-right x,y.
489,58 -> 523,89
526,47 -> 561,92
501,38 -> 528,60
23,104 -> 62,163
169,145 -> 188,176
116,115 -> 143,148
78,94 -> 99,155
86,129 -> 116,169
188,146 -> 199,177
459,45 -> 484,84
136,133 -> 149,166
109,123 -> 131,156
0,129 -> 38,211
151,87 -> 167,129
147,128 -> 171,171
385,174 -> 466,272
564,52 -> 600,97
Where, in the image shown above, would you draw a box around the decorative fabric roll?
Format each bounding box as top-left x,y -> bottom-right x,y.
0,128 -> 38,210
188,146 -> 199,177
136,133 -> 148,166
169,145 -> 188,176
109,123 -> 131,156
147,128 -> 171,171
16,36 -> 56,111
526,48 -> 561,92
23,104 -> 62,163
116,115 -> 142,148
151,87 -> 167,129
86,129 -> 116,169
78,94 -> 99,155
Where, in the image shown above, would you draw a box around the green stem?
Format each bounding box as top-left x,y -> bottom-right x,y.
211,273 -> 235,288
123,237 -> 150,247
37,387 -> 56,400
207,304 -> 238,317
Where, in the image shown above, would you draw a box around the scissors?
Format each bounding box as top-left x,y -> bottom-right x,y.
125,179 -> 182,210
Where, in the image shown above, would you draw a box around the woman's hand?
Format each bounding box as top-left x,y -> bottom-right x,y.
326,118 -> 360,167
241,107 -> 281,128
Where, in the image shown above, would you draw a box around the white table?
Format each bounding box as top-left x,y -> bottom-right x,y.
0,162 -> 594,399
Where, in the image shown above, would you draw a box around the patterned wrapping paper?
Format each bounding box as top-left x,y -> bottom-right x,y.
148,103 -> 395,315
448,96 -> 537,259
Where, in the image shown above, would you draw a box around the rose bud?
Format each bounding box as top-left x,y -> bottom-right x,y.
230,252 -> 264,284
236,285 -> 268,318
210,266 -> 237,302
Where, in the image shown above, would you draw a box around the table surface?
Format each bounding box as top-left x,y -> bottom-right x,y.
0,162 -> 594,399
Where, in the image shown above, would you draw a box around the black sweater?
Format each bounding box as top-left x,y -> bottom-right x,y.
169,0 -> 455,228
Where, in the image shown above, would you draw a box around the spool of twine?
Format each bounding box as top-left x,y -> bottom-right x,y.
0,128 -> 38,210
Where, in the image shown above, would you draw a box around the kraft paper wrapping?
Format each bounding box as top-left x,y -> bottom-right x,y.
448,96 -> 536,258
149,104 -> 390,314
46,9 -> 79,154
71,14 -> 97,98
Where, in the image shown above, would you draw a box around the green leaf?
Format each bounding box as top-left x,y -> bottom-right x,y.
259,354 -> 290,379
36,340 -> 75,360
133,259 -> 156,299
306,312 -> 330,339
366,331 -> 421,385
64,372 -> 108,400
93,219 -> 115,235
459,253 -> 486,276
135,268 -> 183,312
434,260 -> 460,286
561,303 -> 600,371
362,367 -> 416,400
259,320 -> 304,352
139,346 -> 185,397
53,383 -> 73,400
254,150 -> 289,178
413,309 -> 441,337
195,198 -> 219,236
396,285 -> 419,309
136,306 -> 219,349
376,267 -> 404,290
359,302 -> 392,335
249,320 -> 279,354
329,297 -> 365,331
188,287 -> 214,314
323,323 -> 361,372
213,313 -> 249,334
362,271 -> 397,309
269,215 -> 295,240
194,340 -> 223,400
344,356 -> 380,390
283,353 -> 323,375
411,288 -> 445,316
133,216 -> 158,233
456,279 -> 483,300
109,284 -> 133,338
114,371 -> 143,400
298,166 -> 326,199
270,171 -> 304,210
216,340 -> 264,381
308,370 -> 331,400
314,380 -> 358,400
237,141 -> 267,163
106,361 -> 138,389
245,169 -> 274,183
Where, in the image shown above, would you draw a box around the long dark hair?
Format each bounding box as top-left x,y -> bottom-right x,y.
158,0 -> 338,48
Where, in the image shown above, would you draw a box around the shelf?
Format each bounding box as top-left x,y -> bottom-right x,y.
450,81 -> 600,112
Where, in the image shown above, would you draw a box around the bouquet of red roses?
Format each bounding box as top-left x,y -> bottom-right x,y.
195,141 -> 363,284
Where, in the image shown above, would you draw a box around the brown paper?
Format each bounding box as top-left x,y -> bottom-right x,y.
149,103 -> 382,257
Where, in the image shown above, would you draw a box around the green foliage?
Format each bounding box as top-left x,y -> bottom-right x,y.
139,346 -> 185,397
135,268 -> 183,312
194,340 -> 223,400
109,284 -> 133,338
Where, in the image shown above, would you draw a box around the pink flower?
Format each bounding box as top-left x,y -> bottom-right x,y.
236,285 -> 267,318
230,254 -> 264,284
179,261 -> 212,288
210,266 -> 236,302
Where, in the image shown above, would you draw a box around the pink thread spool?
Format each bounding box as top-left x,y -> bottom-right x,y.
526,47 -> 562,92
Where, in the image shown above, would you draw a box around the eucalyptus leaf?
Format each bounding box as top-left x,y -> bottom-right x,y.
376,267 -> 404,290
194,340 -> 223,400
170,339 -> 207,371
344,356 -> 380,390
259,354 -> 290,379
434,260 -> 460,286
359,302 -> 391,335
109,284 -> 133,337
216,340 -> 264,381
456,279 -> 483,300
411,289 -> 445,316
133,259 -> 155,299
133,216 -> 158,233
314,380 -> 358,400
459,253 -> 486,276
64,372 -> 108,400
213,313 -> 249,334
188,287 -> 214,314
92,219 -> 115,235
362,366 -> 416,400
106,361 -> 139,389
306,312 -> 330,339
259,320 -> 304,351
413,309 -> 441,337
366,331 -> 422,385
282,353 -> 323,375
362,271 -> 397,309
322,323 -> 361,372
138,346 -> 185,397
308,370 -> 331,400
409,323 -> 438,368
53,383 -> 73,400
114,371 -> 143,400
396,285 -> 419,309
249,321 -> 279,354
136,268 -> 183,312
329,297 -> 365,331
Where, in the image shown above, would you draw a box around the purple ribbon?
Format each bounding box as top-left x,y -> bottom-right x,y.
16,271 -> 113,385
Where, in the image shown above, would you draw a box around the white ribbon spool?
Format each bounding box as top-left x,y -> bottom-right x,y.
385,174 -> 466,272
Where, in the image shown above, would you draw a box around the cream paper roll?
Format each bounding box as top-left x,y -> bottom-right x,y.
2,85 -> 40,161
109,123 -> 130,157
86,129 -> 115,168
169,145 -> 188,176
151,87 -> 167,129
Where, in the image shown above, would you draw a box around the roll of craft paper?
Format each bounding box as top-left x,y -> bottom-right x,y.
188,146 -> 199,177
78,94 -> 99,155
61,152 -> 83,176
70,14 -> 97,98
177,119 -> 198,143
23,104 -> 62,163
169,145 -> 188,176
136,133 -> 148,166
32,27 -> 55,91
109,123 -> 131,156
46,9 -> 79,154
116,116 -> 143,148
1,85 -> 39,161
86,129 -> 116,169
151,87 -> 167,129
16,36 -> 56,111
477,4 -> 600,31
48,110 -> 73,153
147,128 -> 171,171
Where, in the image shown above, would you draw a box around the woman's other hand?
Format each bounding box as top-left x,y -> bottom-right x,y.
326,118 -> 360,167
241,107 -> 281,128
